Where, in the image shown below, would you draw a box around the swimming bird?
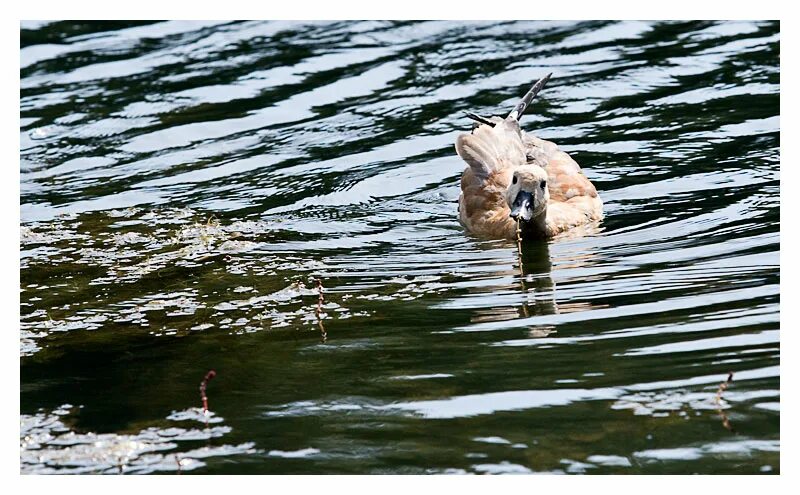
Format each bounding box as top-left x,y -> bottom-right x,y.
456,74 -> 603,240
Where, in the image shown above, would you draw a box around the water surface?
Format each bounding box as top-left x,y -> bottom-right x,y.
20,20 -> 779,474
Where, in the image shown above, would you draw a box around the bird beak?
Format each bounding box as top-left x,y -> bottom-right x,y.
509,190 -> 534,221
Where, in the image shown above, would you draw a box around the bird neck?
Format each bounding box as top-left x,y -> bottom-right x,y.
519,210 -> 548,239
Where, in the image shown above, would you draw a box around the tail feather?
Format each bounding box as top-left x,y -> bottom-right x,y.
464,112 -> 496,127
507,73 -> 552,121
457,73 -> 552,179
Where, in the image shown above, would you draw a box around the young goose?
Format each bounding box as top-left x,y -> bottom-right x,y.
456,74 -> 603,240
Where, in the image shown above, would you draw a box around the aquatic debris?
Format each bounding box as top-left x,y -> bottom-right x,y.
715,372 -> 735,433
716,372 -> 734,403
316,278 -> 327,343
515,217 -> 531,318
516,217 -> 524,269
315,279 -> 325,316
200,370 -> 217,415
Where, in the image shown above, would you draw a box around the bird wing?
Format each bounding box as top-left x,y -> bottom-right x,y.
521,133 -> 603,234
456,118 -> 527,239
457,73 -> 552,181
455,118 -> 526,181
522,133 -> 598,203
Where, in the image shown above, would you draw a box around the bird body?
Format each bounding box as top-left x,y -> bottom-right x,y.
456,74 -> 603,240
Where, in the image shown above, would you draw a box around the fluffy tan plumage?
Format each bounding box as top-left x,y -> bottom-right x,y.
456,75 -> 603,240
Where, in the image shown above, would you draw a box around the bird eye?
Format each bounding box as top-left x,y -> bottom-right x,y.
512,176 -> 518,185
540,180 -> 547,189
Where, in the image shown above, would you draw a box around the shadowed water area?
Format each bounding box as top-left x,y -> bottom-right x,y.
20,20 -> 779,474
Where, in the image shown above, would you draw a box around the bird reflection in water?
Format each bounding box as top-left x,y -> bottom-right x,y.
468,221 -> 604,337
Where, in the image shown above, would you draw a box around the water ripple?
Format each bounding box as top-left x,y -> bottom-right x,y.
20,20 -> 779,474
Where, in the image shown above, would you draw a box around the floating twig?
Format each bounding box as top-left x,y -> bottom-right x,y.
516,218 -> 523,268
200,370 -> 216,414
515,218 -> 530,318
315,278 -> 324,316
714,371 -> 735,433
315,278 -> 327,343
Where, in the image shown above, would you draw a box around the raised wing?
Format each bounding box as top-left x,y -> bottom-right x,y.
455,118 -> 526,181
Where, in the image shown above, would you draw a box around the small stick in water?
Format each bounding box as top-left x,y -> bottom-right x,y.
315,278 -> 327,343
714,372 -> 735,433
516,218 -> 523,268
515,218 -> 529,318
200,370 -> 216,414
318,319 -> 327,344
315,278 -> 324,316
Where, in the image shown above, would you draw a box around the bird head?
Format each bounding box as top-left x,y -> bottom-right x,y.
506,165 -> 549,222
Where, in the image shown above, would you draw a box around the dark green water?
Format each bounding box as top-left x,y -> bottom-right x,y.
20,20 -> 779,474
